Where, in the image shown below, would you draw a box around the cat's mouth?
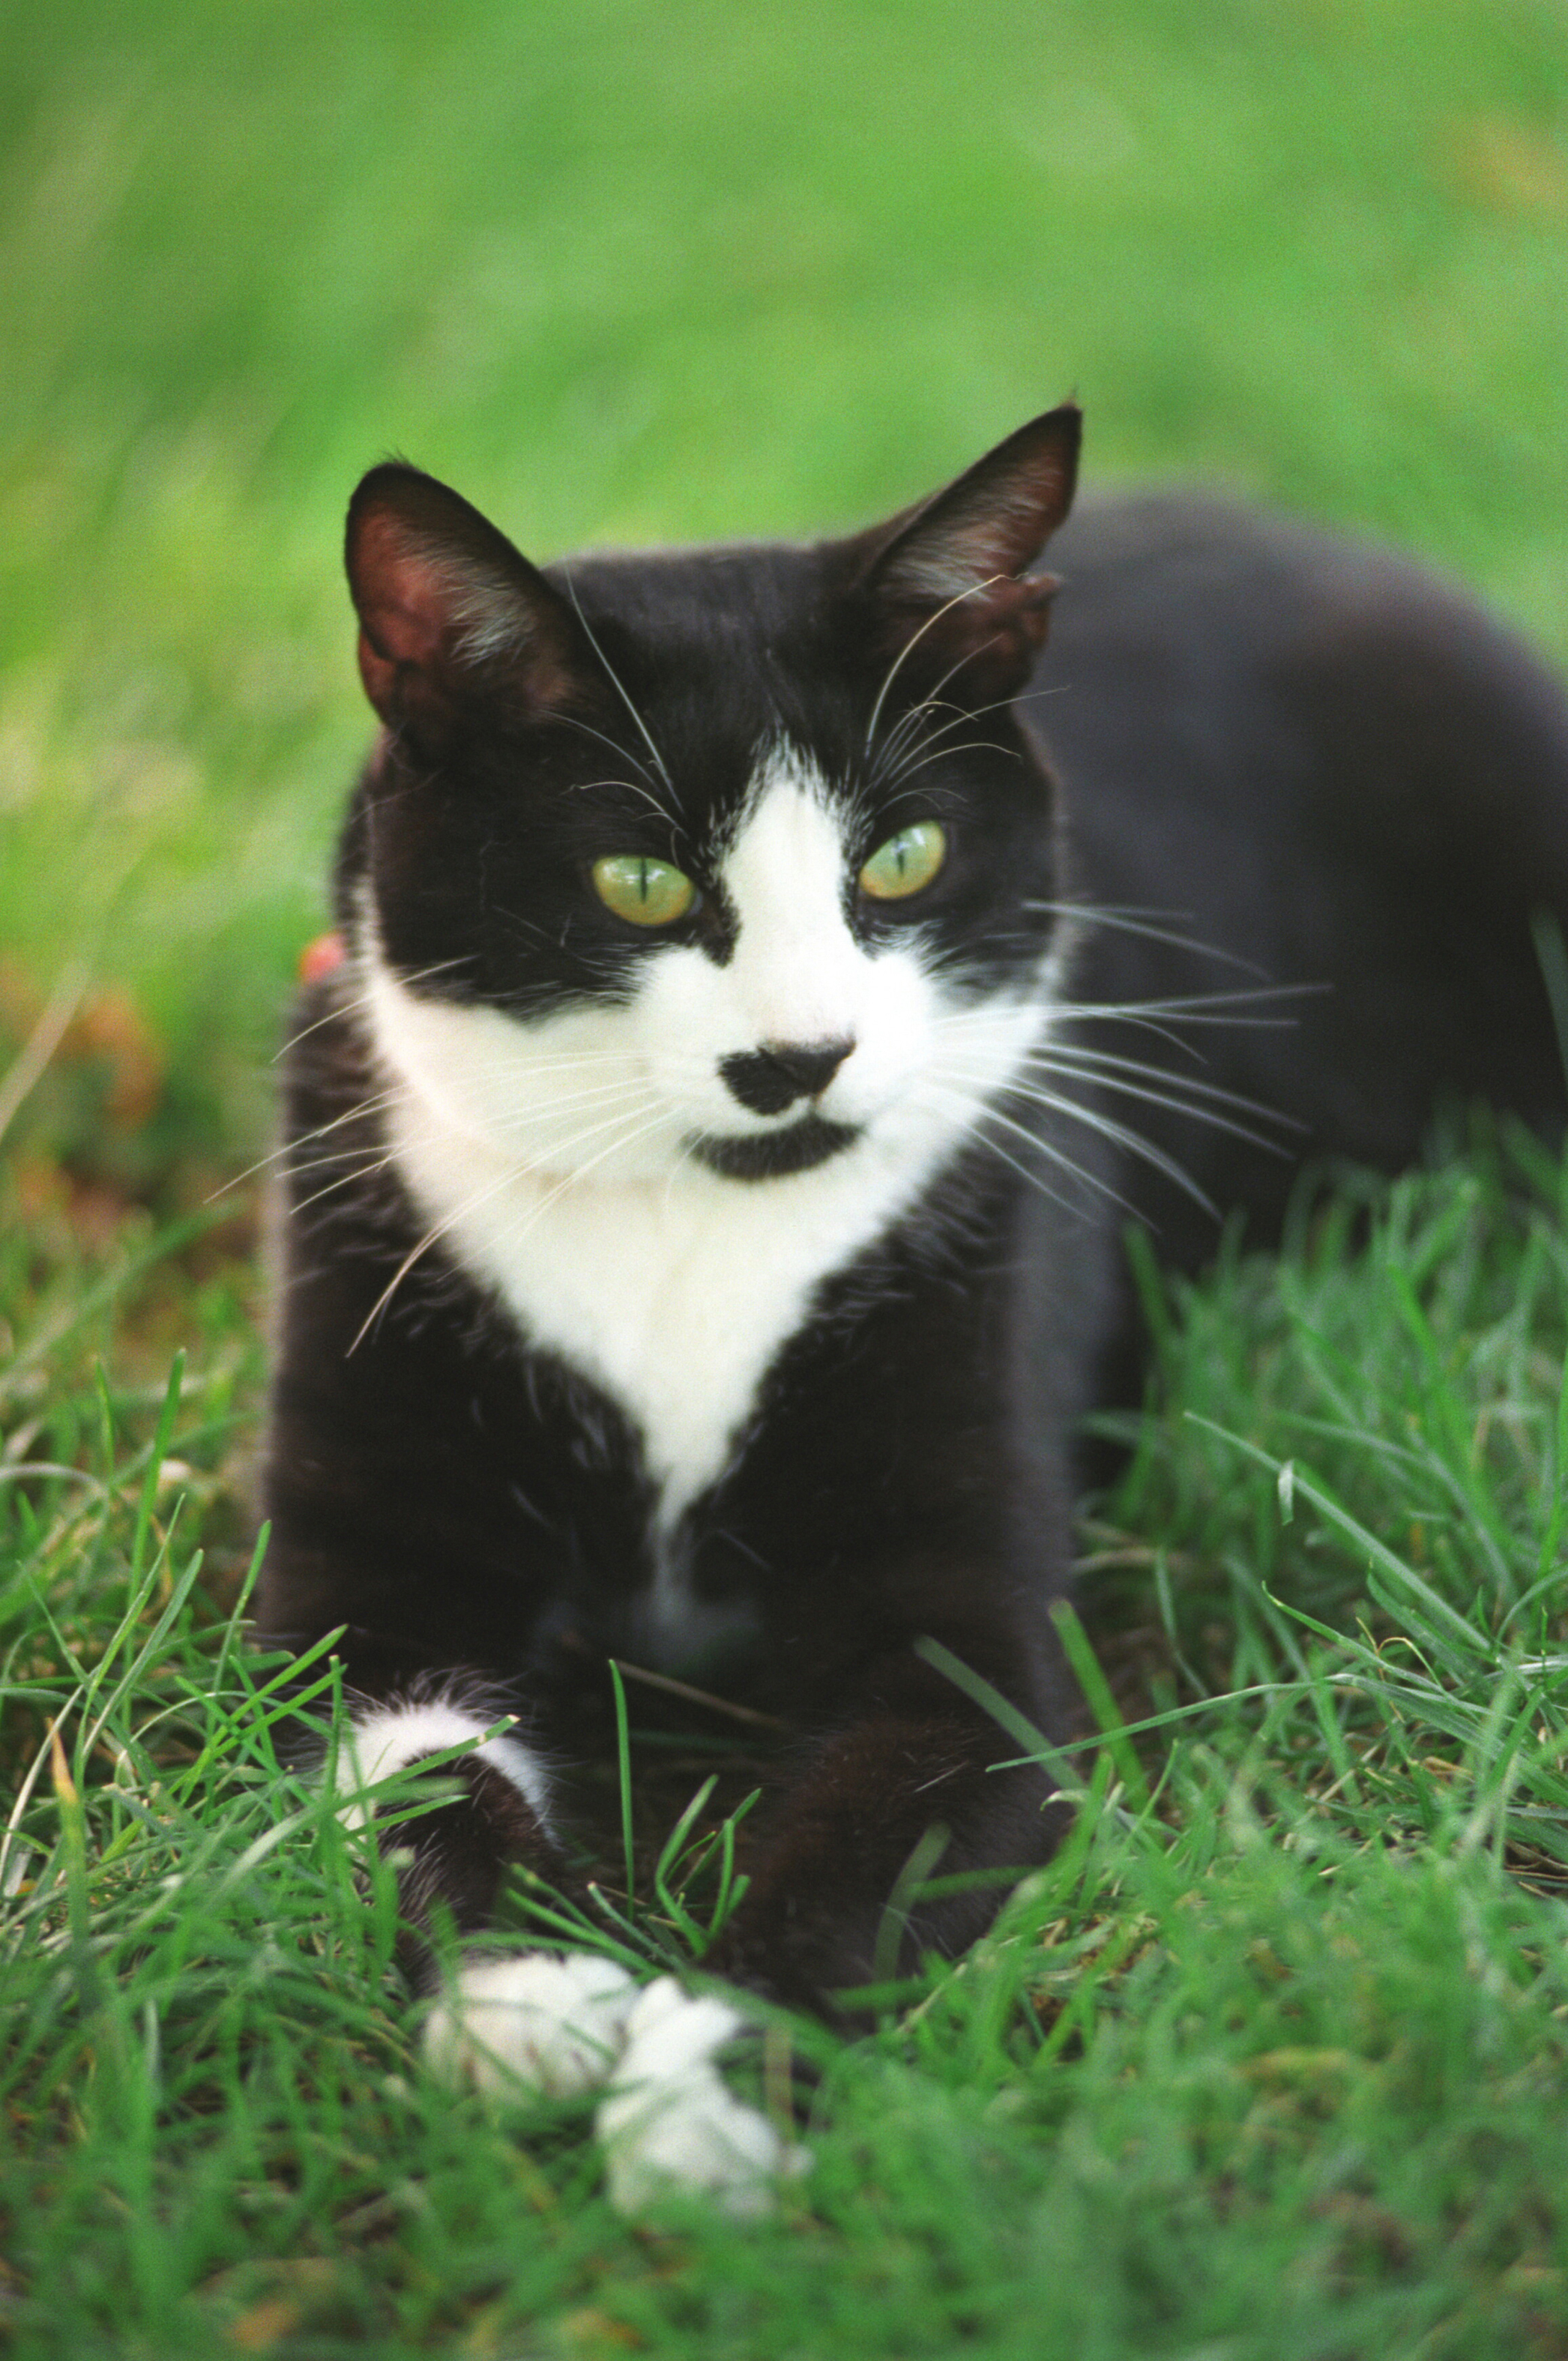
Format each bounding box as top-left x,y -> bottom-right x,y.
689,1112 -> 862,1182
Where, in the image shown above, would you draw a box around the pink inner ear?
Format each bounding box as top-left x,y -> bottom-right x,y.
352,514 -> 456,669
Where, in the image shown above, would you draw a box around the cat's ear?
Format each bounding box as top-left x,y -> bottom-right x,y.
854,402 -> 1082,699
346,464 -> 594,746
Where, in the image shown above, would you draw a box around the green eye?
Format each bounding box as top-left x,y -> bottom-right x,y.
591,854 -> 697,927
858,821 -> 947,902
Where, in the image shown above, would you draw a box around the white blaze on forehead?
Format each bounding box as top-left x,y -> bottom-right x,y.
719,751 -> 862,1043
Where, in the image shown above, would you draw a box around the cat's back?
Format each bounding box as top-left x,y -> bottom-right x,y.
1032,489 -> 1568,1246
1044,489 -> 1568,854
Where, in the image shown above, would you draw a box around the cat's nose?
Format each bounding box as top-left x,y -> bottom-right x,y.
720,1038 -> 855,1117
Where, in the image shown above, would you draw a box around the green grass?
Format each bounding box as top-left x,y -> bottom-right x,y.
11,1140 -> 1568,2357
3,0 -> 1568,1172
7,1 -> 1568,2354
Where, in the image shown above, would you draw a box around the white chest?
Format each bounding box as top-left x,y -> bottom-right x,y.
386,1091 -> 937,1534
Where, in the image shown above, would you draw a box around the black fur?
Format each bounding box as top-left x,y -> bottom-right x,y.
257,411 -> 1568,2014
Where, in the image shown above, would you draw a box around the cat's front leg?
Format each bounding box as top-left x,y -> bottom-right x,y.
331,1686 -> 623,2091
328,1686 -> 570,1957
336,1689 -> 806,2212
709,1631 -> 1067,2015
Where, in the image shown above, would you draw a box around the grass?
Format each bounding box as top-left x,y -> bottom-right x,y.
4,0 -> 1568,1171
11,1138 -> 1568,2356
7,0 -> 1568,2353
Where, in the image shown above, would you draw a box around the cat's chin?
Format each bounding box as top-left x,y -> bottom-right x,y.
688,1113 -> 862,1182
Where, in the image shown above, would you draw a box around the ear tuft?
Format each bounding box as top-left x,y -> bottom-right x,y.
345,465 -> 591,742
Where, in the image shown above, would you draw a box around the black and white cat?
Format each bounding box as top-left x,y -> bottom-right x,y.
257,403 -> 1568,2204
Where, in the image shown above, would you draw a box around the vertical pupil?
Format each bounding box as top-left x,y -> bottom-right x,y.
636,860 -> 650,902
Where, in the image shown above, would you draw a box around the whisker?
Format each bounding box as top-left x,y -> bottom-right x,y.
482,1100 -> 685,1261
558,575 -> 678,804
997,1066 -> 1291,1158
1024,901 -> 1274,977
351,1048 -> 634,1098
1047,989 -> 1315,1062
878,736 -> 1022,791
439,1049 -> 633,1076
486,905 -> 558,950
1056,985 -> 1315,1021
483,1079 -> 656,1136
347,1092 -> 669,1352
936,1073 -> 1217,1217
870,675 -> 1070,792
917,1079 -> 1142,1222
660,1127 -> 702,1216
863,576 -> 1005,761
552,711 -> 660,796
272,956 -> 477,1063
281,1136 -> 402,1183
870,642 -> 994,778
934,1001 -> 1055,1037
931,983 -> 1312,1043
901,678 -> 1070,757
870,661 -> 995,788
1020,1042 -> 1295,1128
288,1153 -> 402,1219
210,1085 -> 416,1200
558,776 -> 685,830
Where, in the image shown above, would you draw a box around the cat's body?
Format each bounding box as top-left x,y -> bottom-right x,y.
257,411 -> 1568,2090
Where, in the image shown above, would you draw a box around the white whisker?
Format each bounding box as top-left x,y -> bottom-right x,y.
917,1079 -> 1140,1221
879,737 -> 1022,788
863,576 -> 1004,760
552,712 -> 660,797
1023,900 -> 1273,976
870,642 -> 991,778
1019,1042 -> 1295,1129
347,1092 -> 669,1353
560,775 -> 686,830
212,1085 -> 415,1200
932,1070 -> 1216,1216
1055,985 -> 1313,1025
289,1153 -> 402,1219
870,669 -> 1070,794
1000,1066 -> 1288,1159
559,576 -> 678,803
272,957 -> 472,1062
477,1101 -> 686,1266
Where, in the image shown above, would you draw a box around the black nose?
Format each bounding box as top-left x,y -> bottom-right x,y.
720,1038 -> 855,1117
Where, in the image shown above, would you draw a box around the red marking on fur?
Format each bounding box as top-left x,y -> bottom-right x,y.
298,931 -> 346,985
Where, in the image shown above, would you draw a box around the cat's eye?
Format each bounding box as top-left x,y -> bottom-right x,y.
858,821 -> 947,902
591,854 -> 698,927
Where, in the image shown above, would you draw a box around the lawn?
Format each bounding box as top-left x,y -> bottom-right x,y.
4,1 -> 1568,2354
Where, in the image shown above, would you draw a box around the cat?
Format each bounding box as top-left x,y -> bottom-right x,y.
255,402 -> 1568,2202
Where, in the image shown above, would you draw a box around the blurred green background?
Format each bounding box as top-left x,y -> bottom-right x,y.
2,0 -> 1566,1184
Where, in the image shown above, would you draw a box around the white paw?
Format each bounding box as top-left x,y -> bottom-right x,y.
595,1976 -> 810,2219
424,1952 -> 638,2099
335,1699 -> 552,1833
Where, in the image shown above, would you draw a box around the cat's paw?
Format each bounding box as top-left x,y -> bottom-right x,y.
595,1975 -> 810,2219
424,1952 -> 639,2099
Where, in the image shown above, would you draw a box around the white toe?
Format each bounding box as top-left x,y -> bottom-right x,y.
595,1976 -> 809,2217
424,1952 -> 638,2099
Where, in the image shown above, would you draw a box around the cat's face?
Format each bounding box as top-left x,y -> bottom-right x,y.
342,408 -> 1081,1192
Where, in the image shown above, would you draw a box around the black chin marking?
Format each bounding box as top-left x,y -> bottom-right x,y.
690,1113 -> 862,1181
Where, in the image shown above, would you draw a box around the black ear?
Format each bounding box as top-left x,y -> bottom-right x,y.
345,463 -> 595,747
857,402 -> 1082,699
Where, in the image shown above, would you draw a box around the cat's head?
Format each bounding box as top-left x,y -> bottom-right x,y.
339,406 -> 1080,1190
